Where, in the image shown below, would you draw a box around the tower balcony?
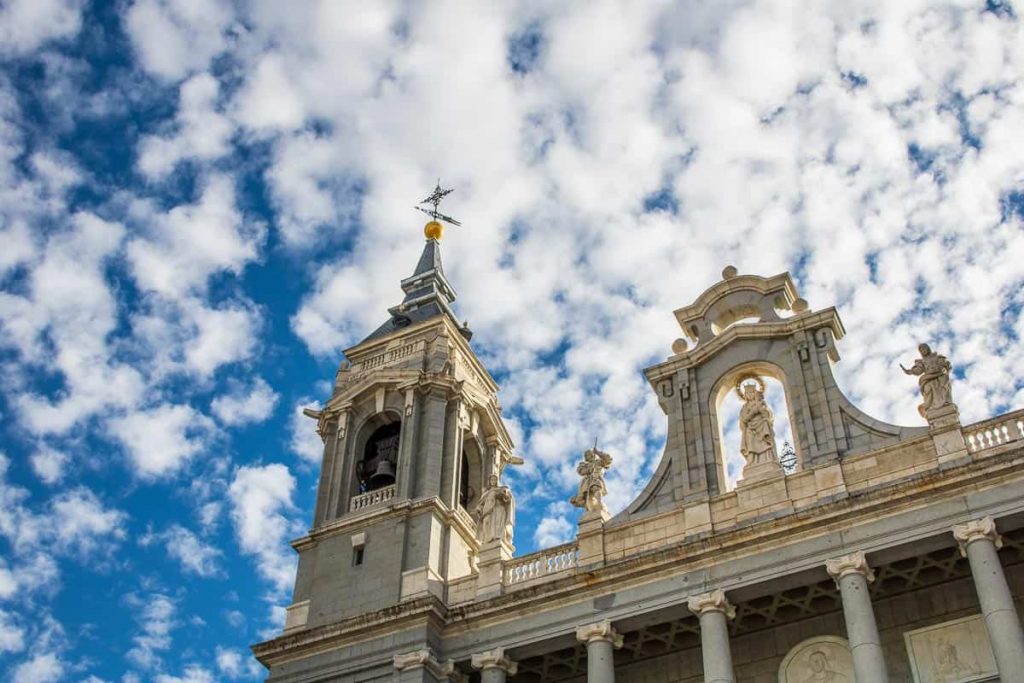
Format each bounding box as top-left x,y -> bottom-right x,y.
348,484 -> 396,512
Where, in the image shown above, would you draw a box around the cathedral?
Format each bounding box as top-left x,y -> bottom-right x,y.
252,214 -> 1024,682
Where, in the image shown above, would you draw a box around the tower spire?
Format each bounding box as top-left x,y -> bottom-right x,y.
358,183 -> 466,343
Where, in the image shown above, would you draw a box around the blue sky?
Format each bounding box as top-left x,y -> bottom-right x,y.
1,1 -> 1023,681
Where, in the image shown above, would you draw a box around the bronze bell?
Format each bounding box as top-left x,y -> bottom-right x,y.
368,459 -> 396,488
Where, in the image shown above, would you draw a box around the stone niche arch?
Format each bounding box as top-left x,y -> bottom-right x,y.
613,269 -> 928,524
459,433 -> 485,512
350,409 -> 403,497
710,360 -> 800,490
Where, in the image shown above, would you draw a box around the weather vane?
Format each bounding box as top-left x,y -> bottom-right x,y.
415,180 -> 462,227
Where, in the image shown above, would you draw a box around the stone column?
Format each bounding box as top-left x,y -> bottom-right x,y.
471,647 -> 517,683
953,516 -> 1024,677
826,551 -> 888,682
393,649 -> 465,682
687,589 -> 736,683
576,620 -> 623,683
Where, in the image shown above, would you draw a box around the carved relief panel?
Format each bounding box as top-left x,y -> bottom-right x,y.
904,615 -> 998,683
779,636 -> 854,683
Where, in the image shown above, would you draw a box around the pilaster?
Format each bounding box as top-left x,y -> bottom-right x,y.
927,403 -> 970,468
577,510 -> 609,569
475,539 -> 513,598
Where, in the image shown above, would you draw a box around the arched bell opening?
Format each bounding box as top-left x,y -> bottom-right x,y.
459,437 -> 484,512
711,362 -> 800,491
353,413 -> 402,494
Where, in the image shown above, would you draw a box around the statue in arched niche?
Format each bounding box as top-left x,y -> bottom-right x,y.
901,343 -> 955,418
737,376 -> 778,467
473,474 -> 514,546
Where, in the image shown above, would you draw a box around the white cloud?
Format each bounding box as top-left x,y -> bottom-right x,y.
0,0 -> 84,55
3,212 -> 145,437
138,72 -> 234,178
29,445 -> 69,485
0,608 -> 25,653
216,646 -> 262,680
228,463 -> 299,592
50,487 -> 127,557
533,513 -> 573,549
124,0 -> 235,80
125,593 -> 177,671
126,175 -> 263,298
154,665 -> 216,683
288,399 -> 323,464
211,378 -> 279,426
108,404 -> 215,479
10,651 -> 64,683
156,525 -> 223,578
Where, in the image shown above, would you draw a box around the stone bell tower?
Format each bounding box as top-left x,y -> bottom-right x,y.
280,211 -> 517,636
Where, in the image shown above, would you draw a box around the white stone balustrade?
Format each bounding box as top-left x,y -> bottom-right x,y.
964,411 -> 1024,453
349,484 -> 396,512
504,543 -> 579,585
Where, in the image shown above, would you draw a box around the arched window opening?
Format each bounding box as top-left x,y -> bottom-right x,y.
459,451 -> 471,510
716,374 -> 794,491
357,422 -> 400,492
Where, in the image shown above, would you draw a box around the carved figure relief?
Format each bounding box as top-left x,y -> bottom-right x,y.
904,614 -> 996,683
901,343 -> 955,418
570,448 -> 612,515
737,376 -> 778,466
779,636 -> 854,683
472,474 -> 514,545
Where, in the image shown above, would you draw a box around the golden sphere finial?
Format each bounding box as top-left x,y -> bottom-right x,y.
424,220 -> 444,240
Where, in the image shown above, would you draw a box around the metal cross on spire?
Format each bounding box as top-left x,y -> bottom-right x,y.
415,180 -> 462,226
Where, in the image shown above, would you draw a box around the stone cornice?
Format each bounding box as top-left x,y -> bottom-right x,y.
687,589 -> 736,619
252,595 -> 448,667
825,551 -> 875,583
953,516 -> 1003,557
575,620 -> 624,647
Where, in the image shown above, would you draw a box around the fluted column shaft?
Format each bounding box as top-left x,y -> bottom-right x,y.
577,620 -> 623,683
826,552 -> 888,682
954,517 -> 1024,678
688,590 -> 736,683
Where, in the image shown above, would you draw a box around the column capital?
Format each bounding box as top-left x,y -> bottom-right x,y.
825,551 -> 875,583
953,516 -> 1003,557
393,649 -> 465,681
687,589 -> 736,619
470,647 -> 518,676
576,619 -> 624,648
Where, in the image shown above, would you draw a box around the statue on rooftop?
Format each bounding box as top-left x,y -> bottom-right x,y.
473,474 -> 514,546
571,447 -> 613,515
901,343 -> 954,418
738,376 -> 778,467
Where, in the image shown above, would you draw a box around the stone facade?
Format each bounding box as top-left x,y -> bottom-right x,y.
253,257 -> 1024,683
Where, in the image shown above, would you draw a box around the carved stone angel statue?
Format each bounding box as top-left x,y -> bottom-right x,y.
570,448 -> 613,515
901,343 -> 954,418
738,377 -> 778,467
472,474 -> 514,546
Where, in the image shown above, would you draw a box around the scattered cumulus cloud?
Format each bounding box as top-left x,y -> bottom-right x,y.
228,464 -> 299,592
